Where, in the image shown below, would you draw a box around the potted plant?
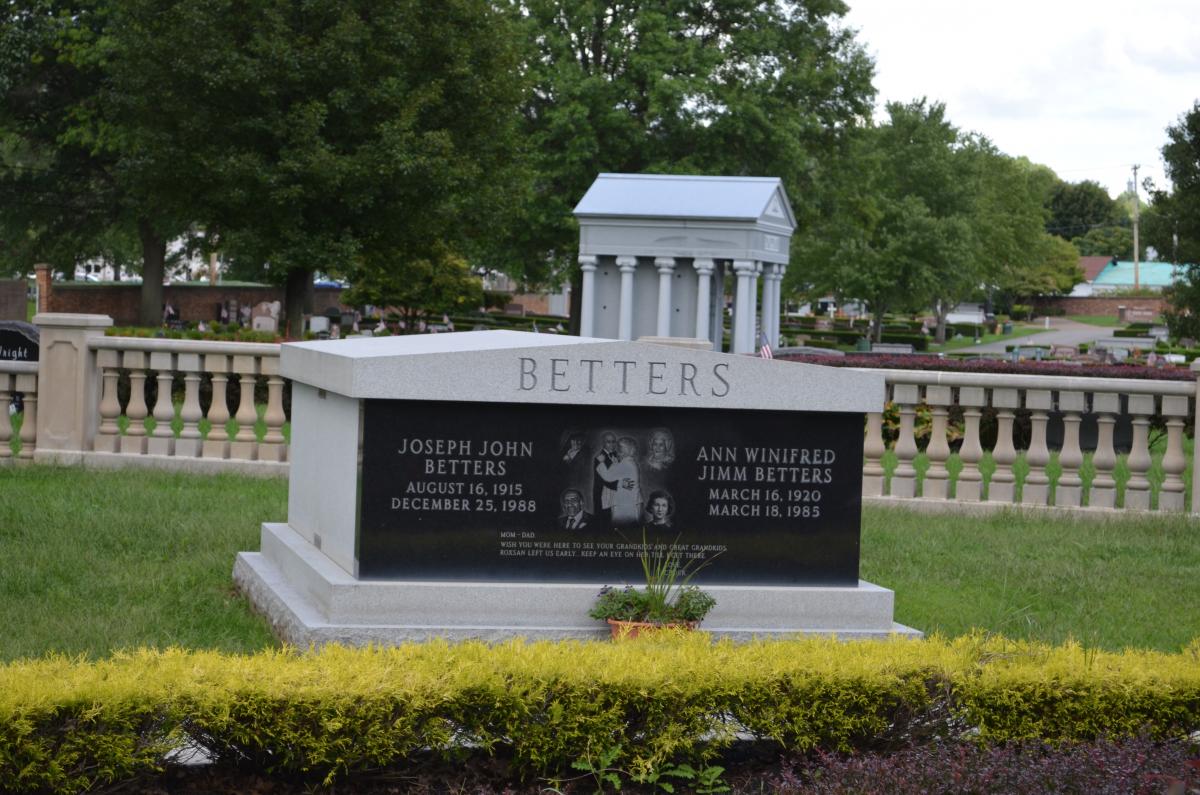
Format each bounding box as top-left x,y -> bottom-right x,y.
588,536 -> 718,639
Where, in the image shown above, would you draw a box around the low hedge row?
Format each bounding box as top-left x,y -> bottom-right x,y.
2,635 -> 1198,793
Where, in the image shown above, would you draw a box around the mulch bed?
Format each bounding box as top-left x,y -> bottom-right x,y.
98,738 -> 1200,794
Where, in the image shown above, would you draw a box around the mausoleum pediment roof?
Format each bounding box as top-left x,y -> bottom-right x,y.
574,173 -> 796,231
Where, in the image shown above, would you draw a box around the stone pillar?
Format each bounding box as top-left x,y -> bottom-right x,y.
732,260 -> 756,354
1160,395 -> 1189,512
693,258 -> 714,343
922,385 -> 953,500
1193,361 -> 1200,513
889,384 -> 920,499
34,264 -> 52,314
772,265 -> 787,346
616,256 -> 637,341
654,257 -> 675,337
578,255 -> 598,337
752,263 -> 763,347
760,265 -> 776,349
32,313 -> 113,460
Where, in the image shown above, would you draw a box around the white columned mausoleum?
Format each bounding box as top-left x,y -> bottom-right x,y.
573,173 -> 796,353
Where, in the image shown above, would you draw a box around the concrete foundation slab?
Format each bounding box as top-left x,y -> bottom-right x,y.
235,523 -> 922,645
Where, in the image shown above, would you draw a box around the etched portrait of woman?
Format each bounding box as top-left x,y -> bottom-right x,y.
645,428 -> 675,470
644,490 -> 674,529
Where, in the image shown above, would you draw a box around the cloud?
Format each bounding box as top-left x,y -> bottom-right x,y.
840,0 -> 1198,194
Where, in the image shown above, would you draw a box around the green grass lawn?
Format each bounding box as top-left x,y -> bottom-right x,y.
0,466 -> 282,661
1066,314 -> 1137,327
862,508 -> 1199,652
2,464 -> 1197,660
927,324 -> 1044,353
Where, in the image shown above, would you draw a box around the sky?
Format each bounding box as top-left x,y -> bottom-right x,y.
840,0 -> 1200,199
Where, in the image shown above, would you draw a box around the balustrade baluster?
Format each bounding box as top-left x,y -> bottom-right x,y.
1124,394 -> 1155,510
890,384 -> 920,498
175,353 -> 204,458
147,351 -> 175,456
94,349 -> 122,453
15,373 -> 36,459
988,388 -> 1019,503
230,354 -> 259,460
202,354 -> 230,459
863,411 -> 885,497
956,387 -> 985,502
923,385 -> 952,499
120,351 -> 148,454
1022,389 -> 1052,505
258,355 -> 287,462
1159,395 -> 1188,512
0,375 -> 11,460
1054,390 -> 1085,507
1089,392 -> 1119,508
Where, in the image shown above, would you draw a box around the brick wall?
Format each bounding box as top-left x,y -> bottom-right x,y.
1032,296 -> 1167,318
0,280 -> 26,320
40,280 -> 345,325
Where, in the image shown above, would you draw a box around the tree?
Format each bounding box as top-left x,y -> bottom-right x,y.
1070,226 -> 1135,259
1153,100 -> 1200,339
1046,179 -> 1121,240
496,0 -> 876,325
0,0 -> 190,321
797,101 -> 976,342
343,247 -> 483,333
106,0 -> 527,337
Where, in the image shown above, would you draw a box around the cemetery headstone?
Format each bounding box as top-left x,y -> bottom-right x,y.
235,331 -> 919,644
0,320 -> 38,362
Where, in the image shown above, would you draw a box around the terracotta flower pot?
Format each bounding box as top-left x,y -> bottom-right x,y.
606,618 -> 699,640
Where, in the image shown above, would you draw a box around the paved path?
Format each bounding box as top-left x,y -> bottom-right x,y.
968,318 -> 1134,354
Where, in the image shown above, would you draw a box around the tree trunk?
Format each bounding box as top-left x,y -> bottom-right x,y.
284,267 -> 312,340
935,300 -> 949,345
138,219 -> 166,327
870,305 -> 884,343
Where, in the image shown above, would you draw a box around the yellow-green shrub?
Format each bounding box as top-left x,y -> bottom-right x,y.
1,634 -> 1197,793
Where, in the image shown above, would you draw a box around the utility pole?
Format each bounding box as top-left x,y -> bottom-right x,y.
1131,164 -> 1140,290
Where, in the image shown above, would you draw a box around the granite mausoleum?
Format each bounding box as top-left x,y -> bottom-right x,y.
234,330 -> 919,643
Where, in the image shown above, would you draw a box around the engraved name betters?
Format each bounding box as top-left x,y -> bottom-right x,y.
517,356 -> 731,397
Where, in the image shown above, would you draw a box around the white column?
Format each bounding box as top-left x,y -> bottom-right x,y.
654,257 -> 675,337
772,264 -> 787,346
732,259 -> 756,354
693,258 -> 714,342
751,263 -> 763,349
578,255 -> 598,337
765,264 -> 782,347
616,255 -> 637,341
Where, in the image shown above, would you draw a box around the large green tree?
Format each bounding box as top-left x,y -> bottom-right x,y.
0,0 -> 193,321
1046,179 -> 1121,240
1153,101 -> 1200,339
797,101 -> 976,342
495,0 -> 875,323
107,0 -> 527,336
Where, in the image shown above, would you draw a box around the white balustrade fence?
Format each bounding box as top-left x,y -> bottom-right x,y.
862,368 -> 1197,513
13,314 -> 1200,518
90,337 -> 288,464
0,362 -> 37,461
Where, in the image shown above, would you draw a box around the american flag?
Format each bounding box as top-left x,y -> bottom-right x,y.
759,331 -> 773,359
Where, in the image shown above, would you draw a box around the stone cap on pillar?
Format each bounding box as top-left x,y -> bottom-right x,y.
33,313 -> 114,329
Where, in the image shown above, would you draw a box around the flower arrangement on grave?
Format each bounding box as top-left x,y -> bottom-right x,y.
589,534 -> 719,638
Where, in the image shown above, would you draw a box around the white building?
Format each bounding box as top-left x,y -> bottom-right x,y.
573,173 -> 795,353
